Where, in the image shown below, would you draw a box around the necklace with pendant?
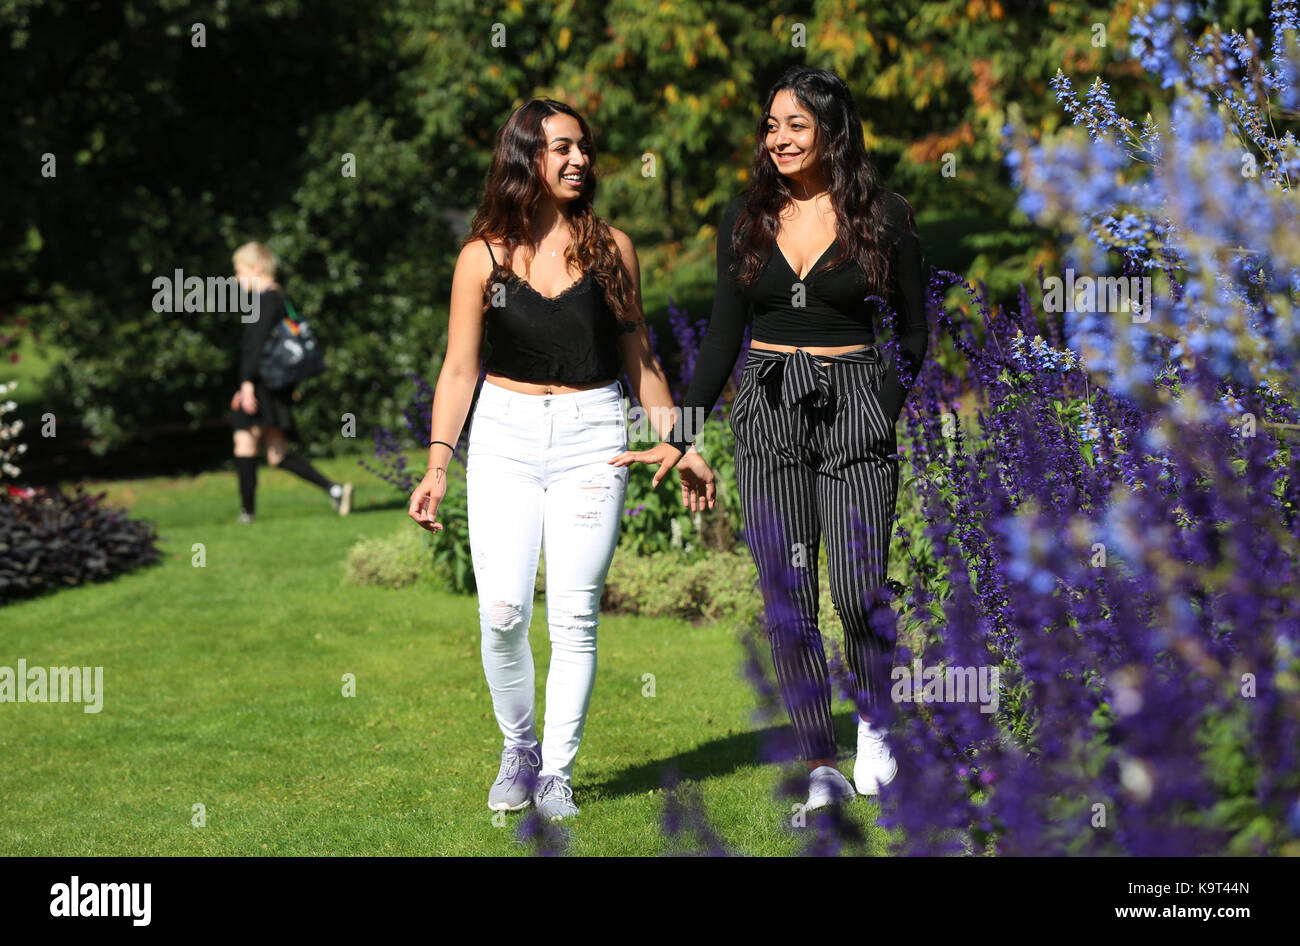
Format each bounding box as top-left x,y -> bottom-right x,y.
544,233 -> 568,259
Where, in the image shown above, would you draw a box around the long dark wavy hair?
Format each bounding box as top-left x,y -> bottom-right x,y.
465,99 -> 639,327
732,67 -> 916,294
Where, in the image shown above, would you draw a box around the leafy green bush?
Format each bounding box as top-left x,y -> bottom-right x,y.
600,545 -> 759,625
343,524 -> 432,589
343,462 -> 476,594
428,464 -> 474,594
619,402 -> 743,557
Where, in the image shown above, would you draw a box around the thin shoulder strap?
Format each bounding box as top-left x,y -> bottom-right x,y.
483,238 -> 497,266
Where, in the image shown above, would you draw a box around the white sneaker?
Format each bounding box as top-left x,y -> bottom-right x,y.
853,719 -> 898,795
329,482 -> 354,516
805,765 -> 856,811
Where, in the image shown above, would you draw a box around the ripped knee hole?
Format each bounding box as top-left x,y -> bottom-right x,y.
487,601 -> 524,631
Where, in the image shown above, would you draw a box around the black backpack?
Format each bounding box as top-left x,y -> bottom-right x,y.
259,295 -> 326,392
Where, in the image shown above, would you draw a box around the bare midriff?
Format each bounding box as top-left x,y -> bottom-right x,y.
484,372 -> 618,396
750,339 -> 871,365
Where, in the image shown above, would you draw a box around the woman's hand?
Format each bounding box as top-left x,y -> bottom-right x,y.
408,468 -> 449,533
608,442 -> 683,489
239,382 -> 258,415
675,450 -> 716,512
230,390 -> 241,410
608,443 -> 716,511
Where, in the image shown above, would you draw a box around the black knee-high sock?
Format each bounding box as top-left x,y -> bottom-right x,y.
235,457 -> 258,514
277,453 -> 334,492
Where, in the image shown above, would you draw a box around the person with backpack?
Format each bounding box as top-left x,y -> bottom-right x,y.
229,242 -> 353,522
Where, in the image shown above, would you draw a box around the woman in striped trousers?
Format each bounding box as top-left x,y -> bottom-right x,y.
614,67 -> 928,810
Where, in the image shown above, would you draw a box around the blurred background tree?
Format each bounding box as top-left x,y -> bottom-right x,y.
0,0 -> 1277,479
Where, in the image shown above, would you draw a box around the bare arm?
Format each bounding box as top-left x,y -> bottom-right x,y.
610,228 -> 677,444
410,241 -> 490,531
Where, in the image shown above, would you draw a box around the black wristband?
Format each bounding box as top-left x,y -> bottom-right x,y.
428,439 -> 455,451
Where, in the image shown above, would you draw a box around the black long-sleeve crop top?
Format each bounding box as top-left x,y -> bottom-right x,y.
665,190 -> 928,454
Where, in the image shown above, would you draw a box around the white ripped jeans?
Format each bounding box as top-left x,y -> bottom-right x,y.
465,379 -> 629,782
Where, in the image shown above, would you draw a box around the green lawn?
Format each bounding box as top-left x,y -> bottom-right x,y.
0,452 -> 890,856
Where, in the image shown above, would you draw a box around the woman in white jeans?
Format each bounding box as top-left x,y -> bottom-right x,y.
408,99 -> 716,822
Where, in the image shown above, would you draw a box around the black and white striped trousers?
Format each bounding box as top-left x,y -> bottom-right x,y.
730,346 -> 901,761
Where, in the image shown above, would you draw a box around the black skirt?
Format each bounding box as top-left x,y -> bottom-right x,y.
230,380 -> 301,442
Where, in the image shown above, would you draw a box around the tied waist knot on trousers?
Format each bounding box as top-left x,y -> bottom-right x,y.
753,344 -> 863,408
743,345 -> 897,455
730,345 -> 902,761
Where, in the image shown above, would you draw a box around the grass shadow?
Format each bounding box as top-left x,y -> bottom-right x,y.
587,726 -> 779,800
587,710 -> 864,802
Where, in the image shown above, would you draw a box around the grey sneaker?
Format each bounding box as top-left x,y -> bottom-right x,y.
237,511 -> 255,524
533,775 -> 579,822
805,765 -> 856,811
329,482 -> 354,516
488,745 -> 540,812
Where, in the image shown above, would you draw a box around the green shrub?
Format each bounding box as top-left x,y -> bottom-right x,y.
618,402 -> 744,557
598,542 -> 865,646
340,460 -> 478,595
427,465 -> 475,594
891,426 -> 943,654
597,544 -> 766,627
344,524 -> 432,589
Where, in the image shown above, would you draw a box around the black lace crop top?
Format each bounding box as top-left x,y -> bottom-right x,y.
480,240 -> 624,385
664,190 -> 929,454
